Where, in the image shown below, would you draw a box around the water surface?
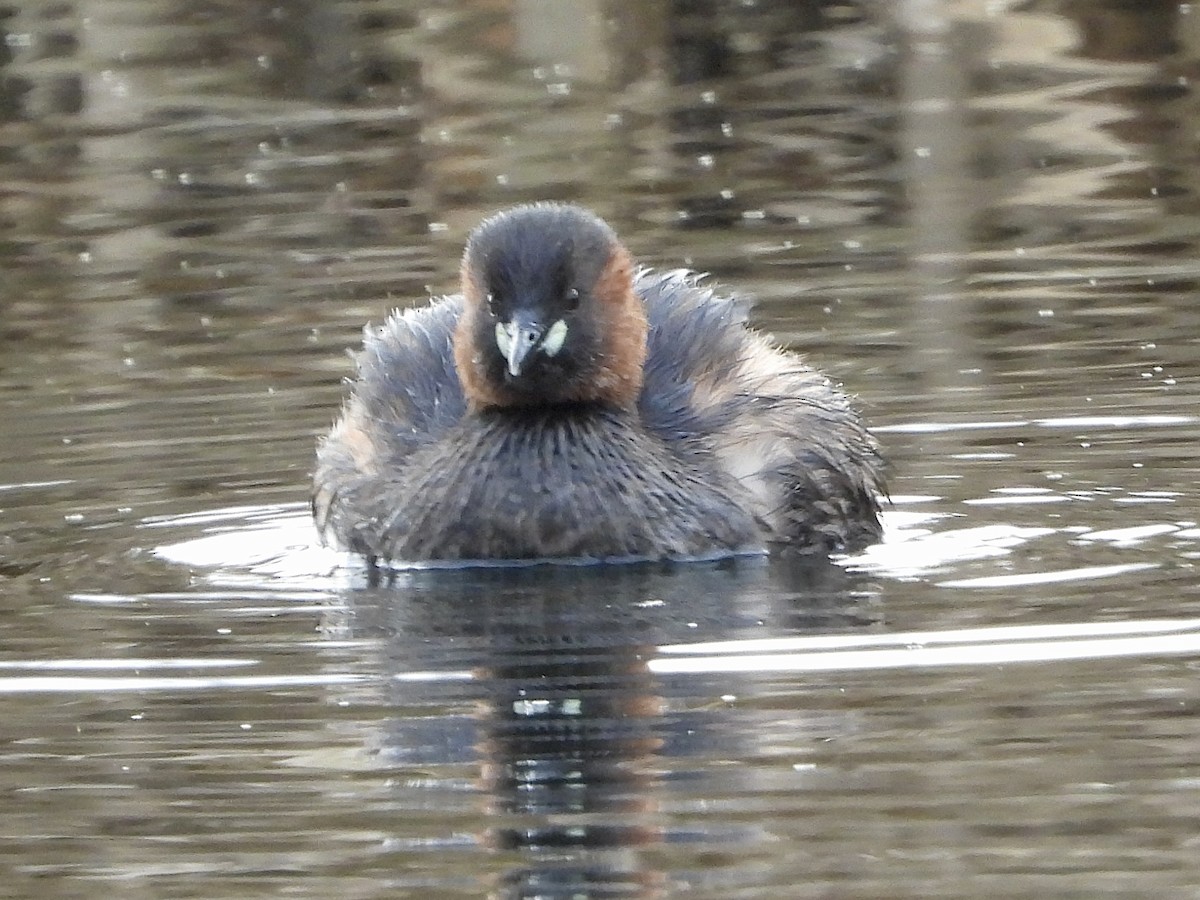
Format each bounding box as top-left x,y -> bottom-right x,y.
2,1 -> 1200,897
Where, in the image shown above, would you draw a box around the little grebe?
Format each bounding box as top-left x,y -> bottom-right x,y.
313,203 -> 885,565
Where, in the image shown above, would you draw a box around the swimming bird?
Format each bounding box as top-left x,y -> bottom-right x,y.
313,203 -> 885,565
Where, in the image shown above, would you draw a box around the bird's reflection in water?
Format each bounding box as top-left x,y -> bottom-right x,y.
334,555 -> 881,898
479,618 -> 664,897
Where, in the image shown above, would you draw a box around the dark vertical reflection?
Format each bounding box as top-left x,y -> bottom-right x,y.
479,623 -> 665,898
339,558 -> 880,896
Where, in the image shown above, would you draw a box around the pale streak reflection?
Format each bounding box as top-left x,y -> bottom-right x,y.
650,618 -> 1200,675
14,617 -> 1195,695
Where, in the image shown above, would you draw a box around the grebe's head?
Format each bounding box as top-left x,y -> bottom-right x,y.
454,203 -> 648,410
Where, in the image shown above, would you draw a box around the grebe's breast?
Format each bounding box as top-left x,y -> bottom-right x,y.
364,406 -> 763,563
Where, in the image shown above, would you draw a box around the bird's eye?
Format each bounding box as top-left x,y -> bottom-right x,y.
564,287 -> 581,310
486,292 -> 499,316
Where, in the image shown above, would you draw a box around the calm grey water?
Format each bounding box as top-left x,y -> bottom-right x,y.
2,1 -> 1200,897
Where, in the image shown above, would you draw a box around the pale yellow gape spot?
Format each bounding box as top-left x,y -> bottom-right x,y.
541,320 -> 568,356
494,319 -> 569,376
494,321 -> 513,358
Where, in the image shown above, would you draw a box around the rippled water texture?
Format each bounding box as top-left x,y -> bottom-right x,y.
2,1 -> 1200,897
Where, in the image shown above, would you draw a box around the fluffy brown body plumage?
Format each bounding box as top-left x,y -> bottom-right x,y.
314,203 -> 885,565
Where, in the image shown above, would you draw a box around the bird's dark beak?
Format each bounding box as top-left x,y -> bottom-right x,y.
500,311 -> 544,377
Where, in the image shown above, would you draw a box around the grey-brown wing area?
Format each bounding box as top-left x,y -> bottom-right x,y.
634,269 -> 886,552
350,295 -> 468,460
312,295 -> 467,553
636,268 -> 753,448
